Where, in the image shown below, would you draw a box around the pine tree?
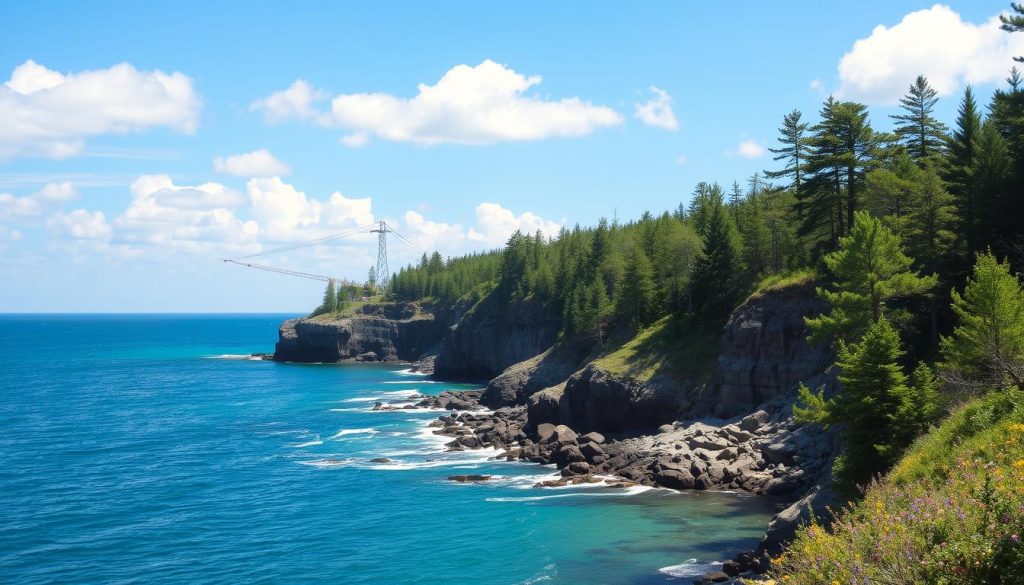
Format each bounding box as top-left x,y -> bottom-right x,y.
940,251 -> 1024,391
806,211 -> 936,344
891,75 -> 948,163
904,162 -> 956,272
690,195 -> 745,319
796,318 -> 934,494
944,86 -> 983,259
616,245 -> 657,327
1002,2 -> 1024,62
765,109 -> 808,196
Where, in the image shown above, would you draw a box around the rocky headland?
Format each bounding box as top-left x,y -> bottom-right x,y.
274,279 -> 839,582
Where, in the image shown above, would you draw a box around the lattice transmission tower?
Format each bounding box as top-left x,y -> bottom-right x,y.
370,221 -> 389,292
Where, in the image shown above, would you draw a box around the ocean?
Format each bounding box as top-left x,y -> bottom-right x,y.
0,314 -> 781,584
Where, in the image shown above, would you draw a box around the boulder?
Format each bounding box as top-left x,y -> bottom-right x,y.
536,423 -> 557,443
447,474 -> 492,482
579,431 -> 606,445
739,410 -> 770,432
554,444 -> 586,467
561,461 -> 591,476
693,571 -> 731,583
763,441 -> 797,464
550,424 -> 578,444
654,468 -> 695,490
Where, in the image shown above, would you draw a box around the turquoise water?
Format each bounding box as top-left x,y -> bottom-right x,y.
0,315 -> 781,584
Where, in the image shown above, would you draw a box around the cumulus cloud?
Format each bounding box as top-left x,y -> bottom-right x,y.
0,60 -> 200,160
48,209 -> 112,240
114,175 -> 258,254
249,79 -> 327,123
467,202 -> 562,247
252,60 -> 623,145
213,149 -> 291,178
400,210 -> 466,253
246,177 -> 374,242
731,139 -> 766,159
0,181 -> 79,219
340,132 -> 370,148
836,4 -> 1024,104
634,86 -> 679,130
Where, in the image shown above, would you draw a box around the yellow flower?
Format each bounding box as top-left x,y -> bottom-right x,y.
1013,459 -> 1024,469
1008,423 -> 1024,433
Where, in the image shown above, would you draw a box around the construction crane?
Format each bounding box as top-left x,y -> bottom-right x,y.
221,221 -> 424,292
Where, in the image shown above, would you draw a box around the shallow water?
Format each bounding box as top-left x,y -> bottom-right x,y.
0,314 -> 782,584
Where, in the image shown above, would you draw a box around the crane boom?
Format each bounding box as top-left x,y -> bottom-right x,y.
222,259 -> 352,285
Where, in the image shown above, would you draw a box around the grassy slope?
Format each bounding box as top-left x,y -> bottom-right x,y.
770,389 -> 1024,584
591,315 -> 720,384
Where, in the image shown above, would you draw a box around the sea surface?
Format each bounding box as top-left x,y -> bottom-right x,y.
0,314 -> 781,584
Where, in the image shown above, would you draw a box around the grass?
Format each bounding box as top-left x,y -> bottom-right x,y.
769,388 -> 1024,584
592,315 -> 720,384
749,268 -> 817,299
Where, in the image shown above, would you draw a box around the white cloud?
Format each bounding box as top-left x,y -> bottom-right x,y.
836,5 -> 1024,104
0,181 -> 79,219
731,139 -> 766,159
0,60 -> 200,160
249,79 -> 327,123
246,177 -> 374,241
115,175 -> 257,253
634,86 -> 679,130
809,79 -> 826,93
676,154 -> 688,166
252,59 -> 623,145
49,209 -> 112,240
467,202 -> 562,247
400,210 -> 466,253
213,149 -> 291,178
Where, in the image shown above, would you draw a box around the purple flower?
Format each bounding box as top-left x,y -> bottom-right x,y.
1012,534 -> 1020,544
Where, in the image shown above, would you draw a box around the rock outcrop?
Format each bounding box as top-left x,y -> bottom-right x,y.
697,281 -> 833,418
273,302 -> 449,363
559,365 -> 690,433
481,343 -> 586,408
433,295 -> 560,380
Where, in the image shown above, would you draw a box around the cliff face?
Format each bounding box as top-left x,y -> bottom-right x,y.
432,295 -> 560,380
273,302 -> 450,363
698,280 -> 834,418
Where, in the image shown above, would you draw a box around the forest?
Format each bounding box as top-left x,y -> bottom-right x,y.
310,8 -> 1024,581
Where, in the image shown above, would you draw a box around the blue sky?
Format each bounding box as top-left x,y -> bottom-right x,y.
1,1 -> 1021,312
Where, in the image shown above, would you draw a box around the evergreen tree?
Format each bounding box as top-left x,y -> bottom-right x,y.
1001,2 -> 1024,61
765,109 -> 808,196
864,153 -> 919,240
904,162 -> 956,272
940,251 -> 1024,391
891,75 -> 948,163
740,195 -> 773,279
944,85 -> 983,259
796,318 -> 935,494
973,120 -> 1013,253
615,245 -> 657,327
806,211 -> 936,344
801,99 -> 882,248
690,195 -> 745,319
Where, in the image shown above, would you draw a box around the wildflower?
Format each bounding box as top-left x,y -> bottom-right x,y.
1013,459 -> 1024,469
1013,534 -> 1020,544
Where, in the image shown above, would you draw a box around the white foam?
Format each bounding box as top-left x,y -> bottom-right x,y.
340,389 -> 423,403
298,458 -> 354,468
362,455 -> 499,470
382,380 -> 441,385
395,368 -> 430,376
486,485 -> 654,502
205,354 -> 252,360
658,560 -> 722,578
328,428 -> 378,440
289,438 -> 323,448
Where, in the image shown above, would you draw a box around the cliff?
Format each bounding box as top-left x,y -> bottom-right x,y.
432,294 -> 561,380
273,302 -> 450,363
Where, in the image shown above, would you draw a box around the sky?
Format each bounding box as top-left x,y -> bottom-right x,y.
1,1 -> 1022,312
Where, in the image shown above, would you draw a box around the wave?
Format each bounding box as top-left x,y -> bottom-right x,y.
328,428 -> 378,440
395,368 -> 430,376
298,458 -> 354,468
361,455 -> 499,471
382,380 -> 441,385
658,560 -> 722,579
288,438 -> 323,448
205,354 -> 255,360
486,485 -> 654,502
340,390 -> 422,403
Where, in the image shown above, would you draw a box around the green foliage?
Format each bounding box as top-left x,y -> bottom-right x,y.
940,251 -> 1024,391
593,315 -> 720,384
773,389 -> 1024,584
765,109 -> 808,195
891,75 -> 948,163
818,318 -> 939,493
690,188 -> 746,319
806,211 -> 936,344
311,279 -> 339,316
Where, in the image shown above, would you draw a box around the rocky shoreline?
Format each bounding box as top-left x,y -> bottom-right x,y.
394,388 -> 832,583
273,280 -> 839,583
